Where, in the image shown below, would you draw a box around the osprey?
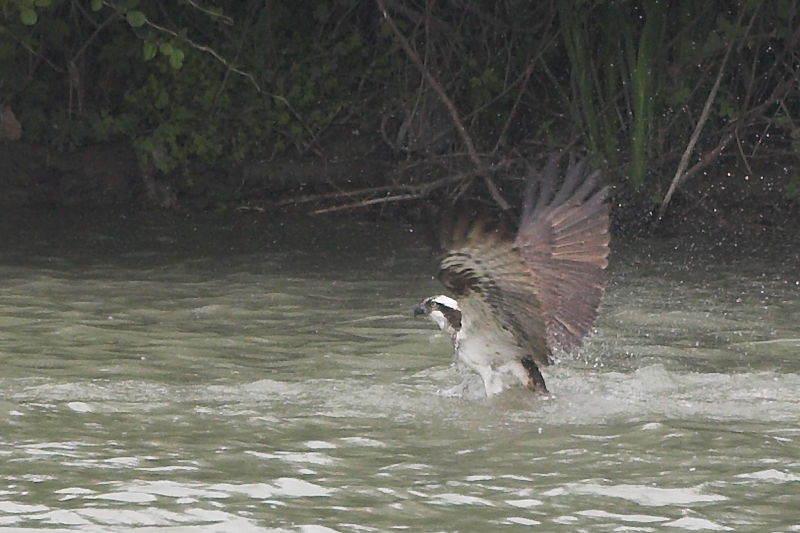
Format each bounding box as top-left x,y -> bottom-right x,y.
415,155 -> 610,397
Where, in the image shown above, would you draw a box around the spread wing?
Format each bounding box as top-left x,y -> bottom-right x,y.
435,153 -> 610,367
516,154 -> 611,353
438,222 -> 552,367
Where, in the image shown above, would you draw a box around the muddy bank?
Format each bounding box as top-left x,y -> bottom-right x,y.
0,133 -> 392,211
0,142 -> 142,208
0,138 -> 797,242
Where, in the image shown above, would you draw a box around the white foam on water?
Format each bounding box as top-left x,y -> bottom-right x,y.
552,515 -> 579,524
113,481 -> 230,500
105,456 -> 142,467
428,493 -> 494,506
561,483 -> 727,506
576,509 -> 670,523
505,499 -> 543,508
272,478 -> 333,498
297,526 -> 342,533
663,517 -> 734,530
735,469 -> 800,482
245,450 -> 335,465
138,466 -> 199,473
0,501 -> 49,513
303,440 -> 336,450
338,437 -> 385,448
66,401 -> 93,413
70,507 -> 174,527
464,475 -> 493,482
92,491 -> 158,503
208,478 -> 333,499
35,509 -> 93,526
504,517 -> 541,526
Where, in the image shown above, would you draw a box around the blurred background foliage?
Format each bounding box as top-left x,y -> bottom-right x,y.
0,0 -> 798,204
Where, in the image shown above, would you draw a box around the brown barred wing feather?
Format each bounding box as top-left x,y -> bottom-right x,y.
438,232 -> 552,369
515,155 -> 611,354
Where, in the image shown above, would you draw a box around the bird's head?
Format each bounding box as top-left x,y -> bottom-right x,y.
414,294 -> 462,334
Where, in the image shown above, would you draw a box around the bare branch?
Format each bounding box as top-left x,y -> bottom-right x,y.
239,159 -> 515,214
184,0 -> 234,25
100,0 -> 263,92
658,5 -> 752,220
492,9 -> 559,153
313,194 -> 422,214
100,1 -> 327,151
375,0 -> 511,212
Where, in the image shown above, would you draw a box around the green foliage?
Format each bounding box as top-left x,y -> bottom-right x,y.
552,0 -> 800,194
126,10 -> 145,28
626,1 -> 662,187
13,0 -> 50,25
1,0 -> 798,200
0,0 -> 385,177
142,41 -> 156,61
122,55 -> 241,171
557,0 -> 671,186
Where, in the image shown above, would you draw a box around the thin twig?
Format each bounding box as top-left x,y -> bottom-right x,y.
100,0 -> 263,92
375,0 -> 510,211
658,6 -> 750,220
493,7 -> 559,153
734,127 -> 754,176
102,1 -> 325,151
313,193 -> 422,214
211,12 -> 252,117
184,0 -> 234,25
243,159 -> 515,214
493,62 -> 534,153
670,72 -> 795,189
672,129 -> 736,187
72,7 -> 123,62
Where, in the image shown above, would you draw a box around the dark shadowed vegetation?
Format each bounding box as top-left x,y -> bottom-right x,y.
1,0 -> 799,234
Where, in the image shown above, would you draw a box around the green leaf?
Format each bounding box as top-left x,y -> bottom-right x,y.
169,53 -> 183,69
20,7 -> 37,25
718,99 -> 736,119
159,42 -> 173,56
143,41 -> 157,61
126,10 -> 146,28
91,0 -> 102,11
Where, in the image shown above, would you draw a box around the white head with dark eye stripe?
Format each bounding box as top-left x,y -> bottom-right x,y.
414,294 -> 462,340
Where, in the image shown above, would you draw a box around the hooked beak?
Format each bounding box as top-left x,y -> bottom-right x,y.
413,306 -> 427,318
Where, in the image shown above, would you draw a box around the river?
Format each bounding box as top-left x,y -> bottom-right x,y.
1,209 -> 799,532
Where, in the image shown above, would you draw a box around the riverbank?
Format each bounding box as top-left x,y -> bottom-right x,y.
1,138 -> 797,242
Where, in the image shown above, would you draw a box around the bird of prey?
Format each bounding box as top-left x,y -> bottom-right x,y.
414,154 -> 610,397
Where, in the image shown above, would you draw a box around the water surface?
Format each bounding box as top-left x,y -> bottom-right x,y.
1,209 -> 799,532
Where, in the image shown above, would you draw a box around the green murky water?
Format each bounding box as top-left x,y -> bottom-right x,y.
1,209 -> 799,532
